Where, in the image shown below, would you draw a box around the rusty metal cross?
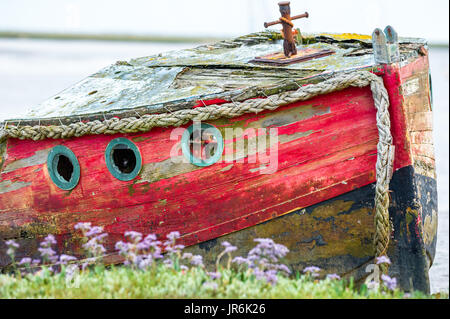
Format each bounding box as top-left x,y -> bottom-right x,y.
264,1 -> 309,57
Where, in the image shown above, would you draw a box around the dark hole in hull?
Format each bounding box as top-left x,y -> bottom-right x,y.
112,148 -> 136,174
57,155 -> 74,182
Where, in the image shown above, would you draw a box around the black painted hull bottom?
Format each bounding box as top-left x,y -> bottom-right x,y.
185,165 -> 438,293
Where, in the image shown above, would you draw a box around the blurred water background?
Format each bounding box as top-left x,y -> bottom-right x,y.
0,0 -> 448,293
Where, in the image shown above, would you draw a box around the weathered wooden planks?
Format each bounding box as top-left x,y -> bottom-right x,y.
399,54 -> 435,178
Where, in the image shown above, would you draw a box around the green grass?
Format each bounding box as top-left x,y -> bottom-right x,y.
0,264 -> 446,299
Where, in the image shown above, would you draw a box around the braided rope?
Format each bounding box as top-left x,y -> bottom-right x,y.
0,70 -> 393,272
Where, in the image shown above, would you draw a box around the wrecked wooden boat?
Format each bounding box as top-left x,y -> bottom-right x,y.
0,7 -> 438,293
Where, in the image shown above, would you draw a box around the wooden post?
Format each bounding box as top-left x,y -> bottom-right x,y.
279,1 -> 297,57
372,26 -> 400,64
384,25 -> 400,63
372,28 -> 390,64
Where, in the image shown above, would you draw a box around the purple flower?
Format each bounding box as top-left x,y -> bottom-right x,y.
82,236 -> 106,257
96,233 -> 108,241
42,234 -> 57,246
144,234 -> 157,242
5,239 -> 19,249
381,274 -> 397,291
38,247 -> 57,262
250,238 -> 289,262
253,268 -> 266,280
232,256 -> 249,265
327,273 -> 341,280
115,241 -> 127,252
86,226 -> 105,237
136,241 -> 151,251
229,238 -> 290,285
74,222 -> 92,232
116,232 -> 164,269
137,256 -> 153,270
376,255 -> 391,265
59,254 -> 77,265
263,269 -> 278,285
125,231 -> 143,243
180,265 -> 189,271
166,231 -> 180,242
190,255 -> 203,267
6,239 -> 19,258
303,266 -> 321,277
275,264 -> 291,275
221,241 -> 237,253
174,244 -> 185,251
18,257 -> 32,266
38,235 -> 58,263
208,271 -> 221,280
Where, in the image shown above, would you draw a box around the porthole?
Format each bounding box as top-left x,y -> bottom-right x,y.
47,145 -> 80,190
181,123 -> 224,167
105,138 -> 142,181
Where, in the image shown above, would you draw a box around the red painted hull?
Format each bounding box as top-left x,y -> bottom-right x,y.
0,55 -> 435,273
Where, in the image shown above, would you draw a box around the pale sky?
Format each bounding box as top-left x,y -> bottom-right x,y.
0,0 -> 448,43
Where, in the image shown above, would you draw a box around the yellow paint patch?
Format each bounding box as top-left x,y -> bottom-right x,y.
319,33 -> 372,40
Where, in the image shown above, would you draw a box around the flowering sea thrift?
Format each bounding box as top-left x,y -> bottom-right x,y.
38,234 -> 58,264
303,266 -> 321,277
326,273 -> 341,280
229,238 -> 291,285
1,222 -> 404,296
376,256 -> 391,265
381,274 -> 397,291
215,241 -> 237,270
58,254 -> 77,265
182,253 -> 204,268
5,240 -> 19,262
18,257 -> 32,266
115,231 -> 163,270
163,231 -> 185,269
75,222 -> 107,258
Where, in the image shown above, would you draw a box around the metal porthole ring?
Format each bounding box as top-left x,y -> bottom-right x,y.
105,137 -> 142,181
47,145 -> 80,190
181,123 -> 224,167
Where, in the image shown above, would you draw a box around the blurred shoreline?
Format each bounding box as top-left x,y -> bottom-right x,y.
0,31 -> 223,44
0,31 -> 448,47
